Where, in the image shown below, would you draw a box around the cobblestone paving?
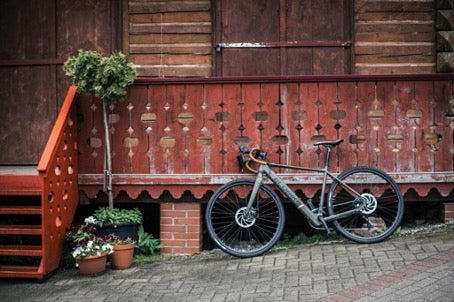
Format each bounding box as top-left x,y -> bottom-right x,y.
0,227 -> 453,302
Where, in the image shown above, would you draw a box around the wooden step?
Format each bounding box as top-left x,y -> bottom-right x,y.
0,225 -> 42,235
0,206 -> 41,215
0,174 -> 41,196
0,265 -> 43,279
0,245 -> 42,256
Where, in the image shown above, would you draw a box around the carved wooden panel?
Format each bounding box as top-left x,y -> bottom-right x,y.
78,77 -> 454,199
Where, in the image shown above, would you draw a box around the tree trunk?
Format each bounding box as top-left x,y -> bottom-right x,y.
102,101 -> 114,208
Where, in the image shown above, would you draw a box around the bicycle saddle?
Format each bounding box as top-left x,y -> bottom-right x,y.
313,138 -> 344,147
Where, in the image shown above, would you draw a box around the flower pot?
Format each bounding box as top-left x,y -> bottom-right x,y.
75,252 -> 108,276
97,222 -> 138,241
111,243 -> 135,270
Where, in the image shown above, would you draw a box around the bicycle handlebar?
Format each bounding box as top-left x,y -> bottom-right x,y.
237,145 -> 267,173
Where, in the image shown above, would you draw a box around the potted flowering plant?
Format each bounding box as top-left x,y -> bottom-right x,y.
104,234 -> 136,270
66,216 -> 114,276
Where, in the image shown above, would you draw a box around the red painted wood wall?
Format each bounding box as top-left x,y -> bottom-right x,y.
78,75 -> 454,200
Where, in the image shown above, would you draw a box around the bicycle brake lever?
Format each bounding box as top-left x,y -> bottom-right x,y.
236,153 -> 248,173
239,145 -> 251,154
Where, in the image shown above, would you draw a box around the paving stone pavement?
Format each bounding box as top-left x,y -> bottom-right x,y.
0,226 -> 453,302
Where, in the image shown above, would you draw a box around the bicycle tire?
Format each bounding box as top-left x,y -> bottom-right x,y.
205,179 -> 285,258
327,166 -> 404,243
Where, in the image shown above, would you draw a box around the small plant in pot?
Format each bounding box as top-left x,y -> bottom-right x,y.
93,207 -> 143,241
104,234 -> 136,270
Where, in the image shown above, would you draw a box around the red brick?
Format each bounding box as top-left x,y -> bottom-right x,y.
444,211 -> 454,218
186,239 -> 201,248
160,217 -> 174,225
173,203 -> 200,211
160,247 -> 173,254
160,225 -> 186,233
161,239 -> 186,247
174,218 -> 199,225
187,225 -> 201,233
174,233 -> 199,240
160,233 -> 173,240
187,211 -> 201,218
161,210 -> 187,218
160,203 -> 174,210
444,203 -> 454,211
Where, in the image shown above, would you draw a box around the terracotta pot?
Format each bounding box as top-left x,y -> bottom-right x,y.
76,252 -> 108,276
111,243 -> 135,270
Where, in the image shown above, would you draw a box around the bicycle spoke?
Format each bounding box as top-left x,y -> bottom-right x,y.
328,167 -> 403,243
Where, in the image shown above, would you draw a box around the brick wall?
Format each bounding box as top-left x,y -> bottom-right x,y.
442,203 -> 454,223
160,203 -> 202,255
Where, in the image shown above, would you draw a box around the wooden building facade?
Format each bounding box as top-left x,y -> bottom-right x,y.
0,0 -> 453,258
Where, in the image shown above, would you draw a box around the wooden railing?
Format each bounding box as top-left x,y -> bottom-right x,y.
37,85 -> 79,274
77,75 -> 454,200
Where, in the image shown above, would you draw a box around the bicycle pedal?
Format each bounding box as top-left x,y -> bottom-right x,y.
306,199 -> 315,210
318,216 -> 335,236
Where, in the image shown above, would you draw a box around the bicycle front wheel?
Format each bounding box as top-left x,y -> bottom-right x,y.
205,179 -> 285,258
327,166 -> 404,244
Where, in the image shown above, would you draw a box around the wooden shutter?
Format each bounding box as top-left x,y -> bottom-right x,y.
214,0 -> 352,76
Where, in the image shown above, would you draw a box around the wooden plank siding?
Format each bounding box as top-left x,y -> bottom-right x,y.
77,75 -> 454,201
0,0 -> 121,164
127,0 -> 212,77
354,0 -> 436,74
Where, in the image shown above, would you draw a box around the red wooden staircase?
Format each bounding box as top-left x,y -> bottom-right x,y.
0,86 -> 79,279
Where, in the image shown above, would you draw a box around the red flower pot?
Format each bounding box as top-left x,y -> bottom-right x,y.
76,252 -> 108,276
111,243 -> 135,270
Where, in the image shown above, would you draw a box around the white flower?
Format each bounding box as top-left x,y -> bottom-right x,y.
84,216 -> 97,224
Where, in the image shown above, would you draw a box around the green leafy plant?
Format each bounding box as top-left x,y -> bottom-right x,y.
93,207 -> 143,227
63,50 -> 137,208
135,225 -> 162,256
63,50 -> 136,104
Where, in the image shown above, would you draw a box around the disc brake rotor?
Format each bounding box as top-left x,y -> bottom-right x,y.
235,207 -> 256,228
358,193 -> 378,215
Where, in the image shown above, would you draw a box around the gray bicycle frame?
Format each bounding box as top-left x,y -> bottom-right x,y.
246,162 -> 363,227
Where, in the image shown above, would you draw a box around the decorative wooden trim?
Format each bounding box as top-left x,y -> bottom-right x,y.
79,172 -> 454,199
135,73 -> 454,84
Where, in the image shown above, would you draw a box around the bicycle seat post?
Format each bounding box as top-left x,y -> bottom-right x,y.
324,145 -> 332,170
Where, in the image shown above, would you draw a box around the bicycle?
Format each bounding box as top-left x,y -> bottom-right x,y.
205,139 -> 404,258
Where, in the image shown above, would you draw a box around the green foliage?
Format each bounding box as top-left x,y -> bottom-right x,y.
135,225 -> 162,256
93,207 -> 143,227
63,49 -> 137,104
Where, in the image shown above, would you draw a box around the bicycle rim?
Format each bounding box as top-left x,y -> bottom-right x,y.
327,167 -> 404,243
206,179 -> 285,258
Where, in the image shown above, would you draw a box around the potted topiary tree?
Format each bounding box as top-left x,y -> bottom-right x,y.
63,50 -> 137,208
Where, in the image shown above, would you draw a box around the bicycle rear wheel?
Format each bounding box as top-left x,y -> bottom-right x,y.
327,166 -> 404,243
205,179 -> 285,258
